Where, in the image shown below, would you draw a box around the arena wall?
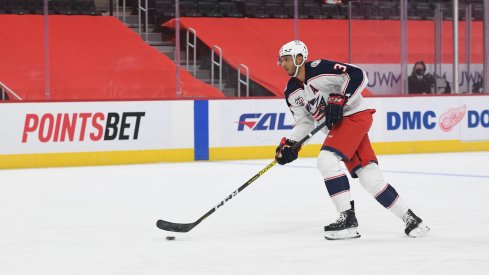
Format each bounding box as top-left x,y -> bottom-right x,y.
1,95 -> 488,168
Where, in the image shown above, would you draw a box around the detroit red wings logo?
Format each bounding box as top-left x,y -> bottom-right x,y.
439,105 -> 466,132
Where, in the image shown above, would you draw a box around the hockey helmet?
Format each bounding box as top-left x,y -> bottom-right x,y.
278,40 -> 308,63
278,40 -> 308,77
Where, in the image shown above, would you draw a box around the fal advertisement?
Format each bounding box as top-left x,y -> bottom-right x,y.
208,99 -> 327,147
208,95 -> 489,148
0,101 -> 194,154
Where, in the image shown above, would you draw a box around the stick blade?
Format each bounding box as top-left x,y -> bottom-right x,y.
156,219 -> 195,233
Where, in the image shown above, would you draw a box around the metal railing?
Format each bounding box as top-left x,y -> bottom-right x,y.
211,45 -> 223,91
138,0 -> 149,41
115,0 -> 128,24
0,81 -> 22,100
186,28 -> 197,76
237,64 -> 249,97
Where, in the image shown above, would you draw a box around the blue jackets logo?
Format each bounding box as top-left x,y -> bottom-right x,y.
237,113 -> 293,131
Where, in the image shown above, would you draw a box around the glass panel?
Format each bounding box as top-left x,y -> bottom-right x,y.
349,1 -> 402,95
460,2 -> 484,94
407,0 -> 438,95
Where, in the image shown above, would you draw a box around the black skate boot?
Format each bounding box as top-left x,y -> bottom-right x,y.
324,201 -> 361,240
403,209 -> 430,238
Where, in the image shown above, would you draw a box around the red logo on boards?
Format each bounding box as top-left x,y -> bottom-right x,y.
439,105 -> 466,132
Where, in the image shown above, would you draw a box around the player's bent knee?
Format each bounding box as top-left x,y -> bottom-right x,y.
356,163 -> 386,195
317,150 -> 343,178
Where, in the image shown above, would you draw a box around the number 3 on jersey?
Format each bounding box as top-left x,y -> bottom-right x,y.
333,63 -> 347,73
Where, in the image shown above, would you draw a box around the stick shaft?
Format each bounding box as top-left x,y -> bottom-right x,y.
156,121 -> 327,233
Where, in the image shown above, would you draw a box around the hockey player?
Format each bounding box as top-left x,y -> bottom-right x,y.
275,40 -> 430,240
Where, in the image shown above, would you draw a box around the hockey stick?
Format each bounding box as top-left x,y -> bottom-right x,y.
156,121 -> 327,233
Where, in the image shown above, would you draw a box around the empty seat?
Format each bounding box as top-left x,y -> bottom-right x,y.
472,5 -> 483,21
416,6 -> 434,20
283,3 -> 308,19
26,0 -> 47,14
3,0 -> 28,14
407,7 -> 422,20
380,5 -> 400,20
218,2 -> 242,18
264,2 -> 287,18
198,2 -> 222,17
180,1 -> 201,17
366,5 -> 384,20
74,0 -> 99,15
52,0 -> 75,15
303,3 -> 327,19
244,3 -> 269,18
322,4 -> 344,19
440,4 -> 454,20
154,0 -> 175,25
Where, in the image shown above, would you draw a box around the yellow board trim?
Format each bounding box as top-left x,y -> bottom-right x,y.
2,140 -> 488,169
0,149 -> 194,169
209,140 -> 489,160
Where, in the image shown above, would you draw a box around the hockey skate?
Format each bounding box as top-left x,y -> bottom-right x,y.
324,201 -> 361,240
403,209 -> 430,238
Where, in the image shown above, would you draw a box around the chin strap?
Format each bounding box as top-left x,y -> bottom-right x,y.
292,55 -> 306,77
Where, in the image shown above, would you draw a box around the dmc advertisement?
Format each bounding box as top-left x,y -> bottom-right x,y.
369,96 -> 489,142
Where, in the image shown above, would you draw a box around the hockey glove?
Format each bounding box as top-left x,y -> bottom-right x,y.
325,93 -> 347,130
275,137 -> 301,165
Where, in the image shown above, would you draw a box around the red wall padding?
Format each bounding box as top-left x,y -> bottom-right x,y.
0,15 -> 224,100
165,18 -> 483,97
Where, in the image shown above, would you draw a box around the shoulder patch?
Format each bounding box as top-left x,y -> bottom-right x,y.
284,78 -> 304,107
311,60 -> 321,67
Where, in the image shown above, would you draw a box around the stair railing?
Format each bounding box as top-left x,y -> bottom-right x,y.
115,0 -> 128,24
237,64 -> 249,97
0,81 -> 22,100
138,0 -> 149,41
211,45 -> 223,91
186,28 -> 197,76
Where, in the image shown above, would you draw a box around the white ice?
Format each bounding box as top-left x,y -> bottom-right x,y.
1,152 -> 488,275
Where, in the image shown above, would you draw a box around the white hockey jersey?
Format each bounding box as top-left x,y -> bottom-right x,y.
284,59 -> 370,142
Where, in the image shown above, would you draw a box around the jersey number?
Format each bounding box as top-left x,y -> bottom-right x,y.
334,63 -> 347,73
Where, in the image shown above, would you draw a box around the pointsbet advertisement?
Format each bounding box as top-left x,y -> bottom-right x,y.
0,101 -> 194,155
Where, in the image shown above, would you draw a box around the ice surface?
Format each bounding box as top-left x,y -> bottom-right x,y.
1,152 -> 488,274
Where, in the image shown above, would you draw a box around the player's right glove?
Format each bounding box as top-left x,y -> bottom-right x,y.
275,137 -> 300,165
325,93 -> 347,130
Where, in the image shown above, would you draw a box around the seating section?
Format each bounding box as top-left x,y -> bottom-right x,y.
0,0 -> 99,15
0,15 -> 224,100
151,0 -> 485,26
163,17 -> 483,97
0,0 -> 484,20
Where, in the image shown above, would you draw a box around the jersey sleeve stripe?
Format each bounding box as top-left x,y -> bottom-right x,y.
344,70 -> 366,98
340,74 -> 350,95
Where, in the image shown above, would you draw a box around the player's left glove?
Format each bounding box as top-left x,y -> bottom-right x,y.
325,93 -> 347,130
275,137 -> 301,165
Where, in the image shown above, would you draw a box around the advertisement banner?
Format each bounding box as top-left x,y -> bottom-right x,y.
208,99 -> 327,148
0,100 -> 194,155
209,95 -> 489,148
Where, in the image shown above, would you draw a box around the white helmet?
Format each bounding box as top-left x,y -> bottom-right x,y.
278,40 -> 308,77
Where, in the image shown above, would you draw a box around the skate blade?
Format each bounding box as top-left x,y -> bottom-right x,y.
408,222 -> 430,238
324,228 -> 361,240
